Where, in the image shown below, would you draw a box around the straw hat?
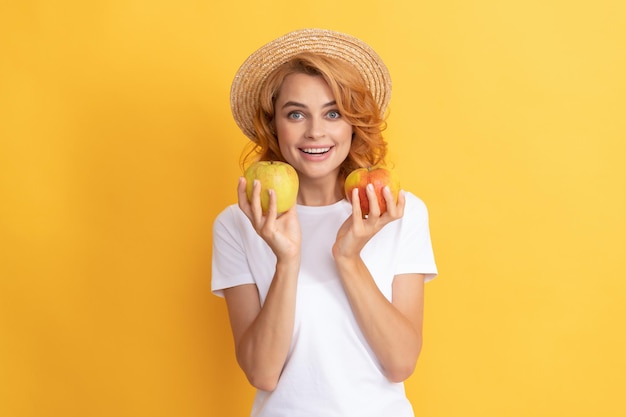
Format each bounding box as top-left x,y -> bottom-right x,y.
230,28 -> 392,141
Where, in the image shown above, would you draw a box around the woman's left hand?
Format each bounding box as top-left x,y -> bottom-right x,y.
333,184 -> 406,259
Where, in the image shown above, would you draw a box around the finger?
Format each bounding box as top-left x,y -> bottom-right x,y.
351,187 -> 365,220
384,187 -> 405,219
249,179 -> 264,224
396,189 -> 406,216
266,188 -> 278,219
366,183 -> 381,218
237,177 -> 252,215
381,186 -> 396,216
256,188 -> 278,237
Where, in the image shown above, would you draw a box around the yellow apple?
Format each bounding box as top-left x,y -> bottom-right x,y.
344,166 -> 400,217
244,161 -> 299,214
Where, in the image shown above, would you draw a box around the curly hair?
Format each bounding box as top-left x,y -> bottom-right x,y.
241,52 -> 388,181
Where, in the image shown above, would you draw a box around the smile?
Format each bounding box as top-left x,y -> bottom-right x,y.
300,147 -> 331,155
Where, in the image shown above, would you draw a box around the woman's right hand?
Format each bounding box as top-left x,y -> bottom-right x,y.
227,177 -> 301,391
237,177 -> 301,262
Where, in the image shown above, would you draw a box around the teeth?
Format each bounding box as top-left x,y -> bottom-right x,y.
302,147 -> 330,154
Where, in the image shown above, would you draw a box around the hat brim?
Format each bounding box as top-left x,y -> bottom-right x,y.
230,28 -> 392,141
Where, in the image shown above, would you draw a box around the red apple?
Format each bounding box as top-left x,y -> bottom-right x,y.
244,161 -> 299,214
344,166 -> 400,217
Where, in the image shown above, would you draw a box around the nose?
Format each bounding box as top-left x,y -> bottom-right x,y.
304,116 -> 325,140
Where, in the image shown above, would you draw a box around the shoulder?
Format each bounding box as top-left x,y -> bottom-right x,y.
214,203 -> 243,222
403,191 -> 430,218
213,204 -> 247,234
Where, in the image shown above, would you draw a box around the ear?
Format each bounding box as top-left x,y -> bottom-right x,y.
269,120 -> 277,136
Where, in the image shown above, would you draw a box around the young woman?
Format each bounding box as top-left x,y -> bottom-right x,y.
212,28 -> 438,417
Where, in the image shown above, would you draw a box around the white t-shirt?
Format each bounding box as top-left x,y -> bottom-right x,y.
212,192 -> 438,417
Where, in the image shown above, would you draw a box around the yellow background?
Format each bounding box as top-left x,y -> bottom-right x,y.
1,1 -> 625,416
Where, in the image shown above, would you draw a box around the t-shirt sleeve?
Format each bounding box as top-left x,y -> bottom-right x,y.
211,205 -> 256,297
395,192 -> 438,282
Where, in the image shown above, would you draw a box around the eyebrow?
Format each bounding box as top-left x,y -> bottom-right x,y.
281,100 -> 337,109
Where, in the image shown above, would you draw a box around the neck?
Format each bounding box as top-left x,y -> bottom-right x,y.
296,176 -> 344,206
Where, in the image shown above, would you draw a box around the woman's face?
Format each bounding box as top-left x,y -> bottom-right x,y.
274,73 -> 353,184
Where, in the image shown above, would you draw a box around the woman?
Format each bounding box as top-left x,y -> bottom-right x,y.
212,28 -> 438,417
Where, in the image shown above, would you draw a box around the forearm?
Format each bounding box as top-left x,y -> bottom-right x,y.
335,255 -> 422,382
236,258 -> 300,391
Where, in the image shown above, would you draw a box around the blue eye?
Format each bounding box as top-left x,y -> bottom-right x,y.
288,112 -> 304,120
327,110 -> 341,119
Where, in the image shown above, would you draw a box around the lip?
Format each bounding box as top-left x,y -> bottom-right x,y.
299,146 -> 334,161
